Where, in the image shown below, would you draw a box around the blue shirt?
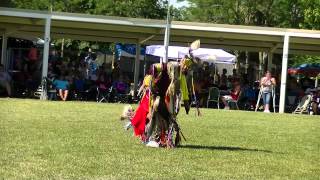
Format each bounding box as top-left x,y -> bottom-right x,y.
53,80 -> 69,90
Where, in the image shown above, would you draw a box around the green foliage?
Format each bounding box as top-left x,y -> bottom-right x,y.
10,0 -> 51,10
0,99 -> 319,179
290,55 -> 320,66
181,0 -> 308,27
6,0 -> 167,51
8,0 -> 167,19
299,0 -> 320,30
181,0 -> 320,65
93,0 -> 166,19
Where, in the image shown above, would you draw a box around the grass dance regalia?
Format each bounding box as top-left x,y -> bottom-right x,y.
129,57 -> 195,148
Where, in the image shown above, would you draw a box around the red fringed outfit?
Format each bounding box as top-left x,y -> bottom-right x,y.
131,90 -> 150,137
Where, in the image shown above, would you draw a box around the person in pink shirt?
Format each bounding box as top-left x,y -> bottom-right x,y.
260,71 -> 276,113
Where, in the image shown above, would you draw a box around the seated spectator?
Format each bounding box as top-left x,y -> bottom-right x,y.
96,74 -> 111,91
221,83 -> 241,110
74,75 -> 85,92
47,76 -> 57,100
53,76 -> 69,101
0,65 -> 12,97
310,88 -> 320,115
113,76 -> 128,94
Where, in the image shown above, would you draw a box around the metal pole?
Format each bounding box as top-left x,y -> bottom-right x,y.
163,0 -> 171,64
1,34 -> 7,67
40,16 -> 51,100
133,41 -> 141,97
61,38 -> 64,58
268,52 -> 273,71
279,34 -> 290,113
245,51 -> 249,74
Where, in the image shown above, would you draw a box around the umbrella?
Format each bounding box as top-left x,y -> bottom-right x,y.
288,63 -> 320,77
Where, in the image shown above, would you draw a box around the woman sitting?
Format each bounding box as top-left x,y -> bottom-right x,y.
221,83 -> 241,110
53,76 -> 69,101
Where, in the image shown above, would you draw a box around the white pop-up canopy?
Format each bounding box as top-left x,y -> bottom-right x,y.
146,45 -> 236,64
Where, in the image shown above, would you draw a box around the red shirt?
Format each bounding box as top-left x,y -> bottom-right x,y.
28,48 -> 38,61
230,90 -> 240,100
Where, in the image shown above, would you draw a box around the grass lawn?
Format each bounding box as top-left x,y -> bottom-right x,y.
0,98 -> 319,179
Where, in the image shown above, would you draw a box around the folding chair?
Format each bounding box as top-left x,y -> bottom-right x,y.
96,86 -> 111,103
207,87 -> 220,109
293,95 -> 312,114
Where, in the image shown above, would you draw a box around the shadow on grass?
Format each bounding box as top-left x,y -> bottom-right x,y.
179,145 -> 273,153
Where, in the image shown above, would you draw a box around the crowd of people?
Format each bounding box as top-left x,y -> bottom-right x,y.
0,46 -> 319,115
46,49 -> 132,102
1,47 -> 133,102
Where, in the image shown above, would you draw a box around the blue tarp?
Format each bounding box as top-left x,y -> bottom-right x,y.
115,43 -> 145,60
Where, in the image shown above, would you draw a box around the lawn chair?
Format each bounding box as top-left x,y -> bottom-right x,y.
293,95 -> 312,114
207,87 -> 220,109
96,86 -> 112,103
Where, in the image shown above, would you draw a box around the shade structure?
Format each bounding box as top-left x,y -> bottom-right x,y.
288,63 -> 320,77
146,45 -> 236,64
146,45 -> 189,60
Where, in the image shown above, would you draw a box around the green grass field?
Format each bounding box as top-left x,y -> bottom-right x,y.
0,98 -> 319,179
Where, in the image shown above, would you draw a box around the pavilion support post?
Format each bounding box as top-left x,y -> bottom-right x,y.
1,33 -> 8,68
258,52 -> 263,79
40,17 -> 51,100
279,34 -> 290,113
245,51 -> 249,74
133,41 -> 141,97
268,52 -> 273,71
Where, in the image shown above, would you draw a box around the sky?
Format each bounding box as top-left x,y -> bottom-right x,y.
170,0 -> 189,8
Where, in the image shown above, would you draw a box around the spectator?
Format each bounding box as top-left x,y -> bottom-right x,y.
0,65 -> 12,97
310,88 -> 320,115
219,68 -> 228,90
229,69 -> 241,85
53,76 -> 69,101
221,82 -> 241,110
260,71 -> 276,113
96,74 -> 111,91
27,45 -> 38,72
114,75 -> 128,94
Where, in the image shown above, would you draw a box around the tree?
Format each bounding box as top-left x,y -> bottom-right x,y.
180,0 -> 320,66
3,0 -> 167,51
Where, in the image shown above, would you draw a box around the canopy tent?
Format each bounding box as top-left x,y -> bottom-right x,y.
146,45 -> 236,64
